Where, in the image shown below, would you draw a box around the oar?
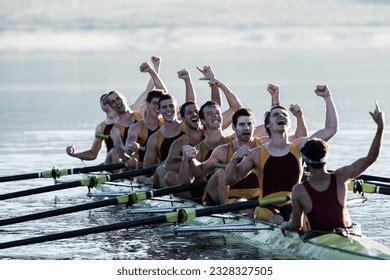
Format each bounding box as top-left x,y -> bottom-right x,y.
326,169 -> 390,184
0,195 -> 290,250
214,163 -> 390,195
0,162 -> 131,183
0,181 -> 206,227
172,156 -> 227,168
215,164 -> 390,186
348,180 -> 390,195
0,165 -> 157,201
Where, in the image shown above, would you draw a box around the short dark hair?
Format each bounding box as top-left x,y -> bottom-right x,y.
180,101 -> 196,118
158,94 -> 175,109
232,108 -> 253,127
146,90 -> 165,103
264,105 -> 288,136
100,94 -> 108,104
300,139 -> 329,169
107,90 -> 127,102
199,101 -> 219,120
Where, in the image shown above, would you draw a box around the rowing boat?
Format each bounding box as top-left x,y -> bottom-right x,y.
92,181 -> 390,260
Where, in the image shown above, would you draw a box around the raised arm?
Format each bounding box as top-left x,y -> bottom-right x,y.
254,83 -> 282,138
66,124 -> 103,161
140,62 -> 168,93
209,78 -> 242,130
225,145 -> 256,185
196,65 -> 221,106
130,56 -> 161,111
267,83 -> 280,108
178,69 -> 196,103
336,102 -> 384,181
309,85 -> 339,141
289,104 -> 308,140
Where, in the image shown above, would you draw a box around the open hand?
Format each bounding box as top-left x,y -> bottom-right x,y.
196,65 -> 215,81
370,100 -> 385,128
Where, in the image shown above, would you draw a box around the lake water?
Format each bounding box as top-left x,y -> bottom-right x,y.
0,0 -> 389,259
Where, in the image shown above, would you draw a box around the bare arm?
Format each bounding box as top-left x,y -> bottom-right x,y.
196,65 -> 221,106
289,104 -> 308,141
179,155 -> 195,184
309,85 -> 339,141
130,57 -> 161,111
178,69 -> 196,103
336,102 -> 384,181
164,139 -> 183,172
209,78 -> 242,130
225,146 -> 256,185
282,184 -> 304,231
124,123 -> 141,155
140,62 -> 168,93
109,126 -> 127,160
267,83 -> 280,108
66,124 -> 103,161
187,145 -> 226,178
143,133 -> 159,168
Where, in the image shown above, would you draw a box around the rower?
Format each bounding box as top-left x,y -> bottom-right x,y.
206,108 -> 265,205
253,83 -> 308,140
149,66 -> 228,188
66,93 -> 118,162
161,66 -> 225,189
143,94 -> 187,185
282,102 -> 384,234
181,95 -> 240,203
125,89 -> 165,168
225,84 -> 339,224
108,58 -> 167,164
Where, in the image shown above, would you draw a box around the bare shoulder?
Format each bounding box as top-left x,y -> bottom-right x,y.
212,144 -> 229,161
94,123 -> 102,133
293,137 -> 308,149
292,183 -> 305,193
147,130 -> 158,146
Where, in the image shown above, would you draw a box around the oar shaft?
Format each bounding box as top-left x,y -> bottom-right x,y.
376,186 -> 390,195
153,181 -> 207,197
0,198 -> 118,226
0,181 -> 82,201
0,181 -> 206,226
0,165 -> 157,201
109,165 -> 157,181
71,162 -> 127,174
356,174 -> 390,184
0,173 -> 40,183
0,162 -> 128,183
0,215 -> 167,250
0,195 -> 290,250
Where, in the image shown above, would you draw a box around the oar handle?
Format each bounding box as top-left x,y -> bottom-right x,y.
214,163 -> 227,169
95,133 -> 109,140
